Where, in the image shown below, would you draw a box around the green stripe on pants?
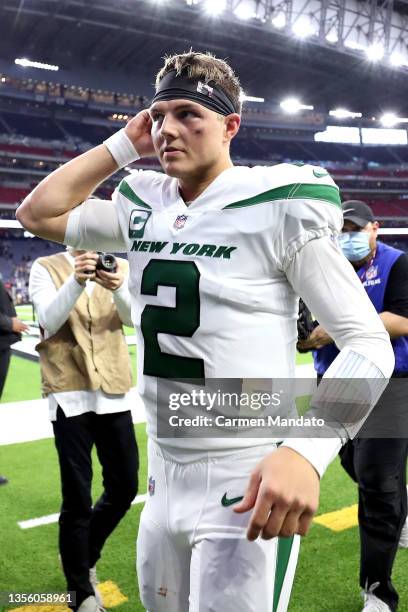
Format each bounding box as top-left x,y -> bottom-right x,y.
273,536 -> 294,612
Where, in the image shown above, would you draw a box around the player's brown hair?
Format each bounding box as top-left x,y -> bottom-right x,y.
155,51 -> 242,114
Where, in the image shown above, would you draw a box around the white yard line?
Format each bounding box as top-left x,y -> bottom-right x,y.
18,494 -> 148,530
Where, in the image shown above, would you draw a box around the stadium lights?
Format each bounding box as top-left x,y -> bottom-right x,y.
380,112 -> 399,128
280,97 -> 314,113
234,5 -> 255,20
292,16 -> 316,39
379,113 -> 408,128
241,94 -> 265,102
365,43 -> 384,62
390,52 -> 408,67
326,31 -> 338,44
329,108 -> 362,119
15,58 -> 59,71
204,0 -> 226,15
272,12 -> 286,28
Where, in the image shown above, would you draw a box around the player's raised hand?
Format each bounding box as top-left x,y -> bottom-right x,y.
234,446 -> 320,540
125,110 -> 155,158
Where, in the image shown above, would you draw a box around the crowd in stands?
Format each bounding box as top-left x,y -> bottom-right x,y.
0,74 -> 149,111
0,236 -> 62,304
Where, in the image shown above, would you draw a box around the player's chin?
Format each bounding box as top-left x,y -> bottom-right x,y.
160,159 -> 189,178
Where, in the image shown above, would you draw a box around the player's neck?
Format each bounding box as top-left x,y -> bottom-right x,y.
178,160 -> 234,204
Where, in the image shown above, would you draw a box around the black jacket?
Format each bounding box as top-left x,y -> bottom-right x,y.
0,280 -> 21,350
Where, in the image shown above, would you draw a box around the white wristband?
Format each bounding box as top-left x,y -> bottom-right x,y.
103,128 -> 140,168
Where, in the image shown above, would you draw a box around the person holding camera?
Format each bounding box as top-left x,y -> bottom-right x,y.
29,248 -> 138,612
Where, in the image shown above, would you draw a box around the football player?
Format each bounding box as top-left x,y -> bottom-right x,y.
17,52 -> 394,612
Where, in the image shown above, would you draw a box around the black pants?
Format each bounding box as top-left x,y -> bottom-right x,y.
53,407 -> 139,610
0,348 -> 11,398
340,438 -> 408,611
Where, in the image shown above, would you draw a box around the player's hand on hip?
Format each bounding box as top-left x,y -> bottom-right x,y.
95,267 -> 124,292
234,446 -> 320,540
74,251 -> 98,285
125,110 -> 155,158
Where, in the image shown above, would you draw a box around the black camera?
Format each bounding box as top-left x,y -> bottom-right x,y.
297,299 -> 318,353
95,252 -> 117,274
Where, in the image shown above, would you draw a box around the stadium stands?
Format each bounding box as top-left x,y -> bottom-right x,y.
2,72 -> 408,303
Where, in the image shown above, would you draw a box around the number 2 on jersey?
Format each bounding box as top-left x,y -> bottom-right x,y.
140,259 -> 205,378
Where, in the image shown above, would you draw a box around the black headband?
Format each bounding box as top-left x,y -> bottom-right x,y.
151,69 -> 238,116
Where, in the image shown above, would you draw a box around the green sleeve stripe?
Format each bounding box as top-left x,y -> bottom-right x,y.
223,183 -> 341,210
119,180 -> 152,210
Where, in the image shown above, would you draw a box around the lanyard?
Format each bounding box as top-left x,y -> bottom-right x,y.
358,252 -> 376,284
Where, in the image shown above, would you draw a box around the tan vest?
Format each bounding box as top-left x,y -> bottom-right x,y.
35,253 -> 133,396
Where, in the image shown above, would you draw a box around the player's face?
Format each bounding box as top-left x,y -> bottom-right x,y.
149,99 -> 230,180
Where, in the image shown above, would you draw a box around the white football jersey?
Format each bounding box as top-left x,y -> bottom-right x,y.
66,163 -> 343,451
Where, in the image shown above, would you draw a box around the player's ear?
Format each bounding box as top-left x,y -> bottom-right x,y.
223,113 -> 240,143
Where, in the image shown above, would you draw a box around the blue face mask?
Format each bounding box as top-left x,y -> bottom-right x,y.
338,231 -> 371,262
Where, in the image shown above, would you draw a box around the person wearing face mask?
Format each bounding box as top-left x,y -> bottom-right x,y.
298,200 -> 408,612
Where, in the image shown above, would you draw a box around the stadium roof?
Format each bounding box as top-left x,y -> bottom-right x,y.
1,0 -> 408,115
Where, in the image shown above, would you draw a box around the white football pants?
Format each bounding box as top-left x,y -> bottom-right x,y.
137,439 -> 300,612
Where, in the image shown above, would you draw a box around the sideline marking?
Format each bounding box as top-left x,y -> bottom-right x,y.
8,580 -> 127,611
99,581 -> 128,607
314,504 -> 358,531
18,494 -> 147,530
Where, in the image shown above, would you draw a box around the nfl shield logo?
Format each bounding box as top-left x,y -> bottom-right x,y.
366,265 -> 378,281
174,214 -> 188,229
148,476 -> 155,496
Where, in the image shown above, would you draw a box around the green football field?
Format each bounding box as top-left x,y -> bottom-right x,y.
1,310 -> 407,611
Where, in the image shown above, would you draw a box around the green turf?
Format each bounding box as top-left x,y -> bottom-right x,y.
1,433 -> 407,612
15,305 -> 35,322
0,356 -> 42,403
0,424 -> 147,612
295,351 -> 314,365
